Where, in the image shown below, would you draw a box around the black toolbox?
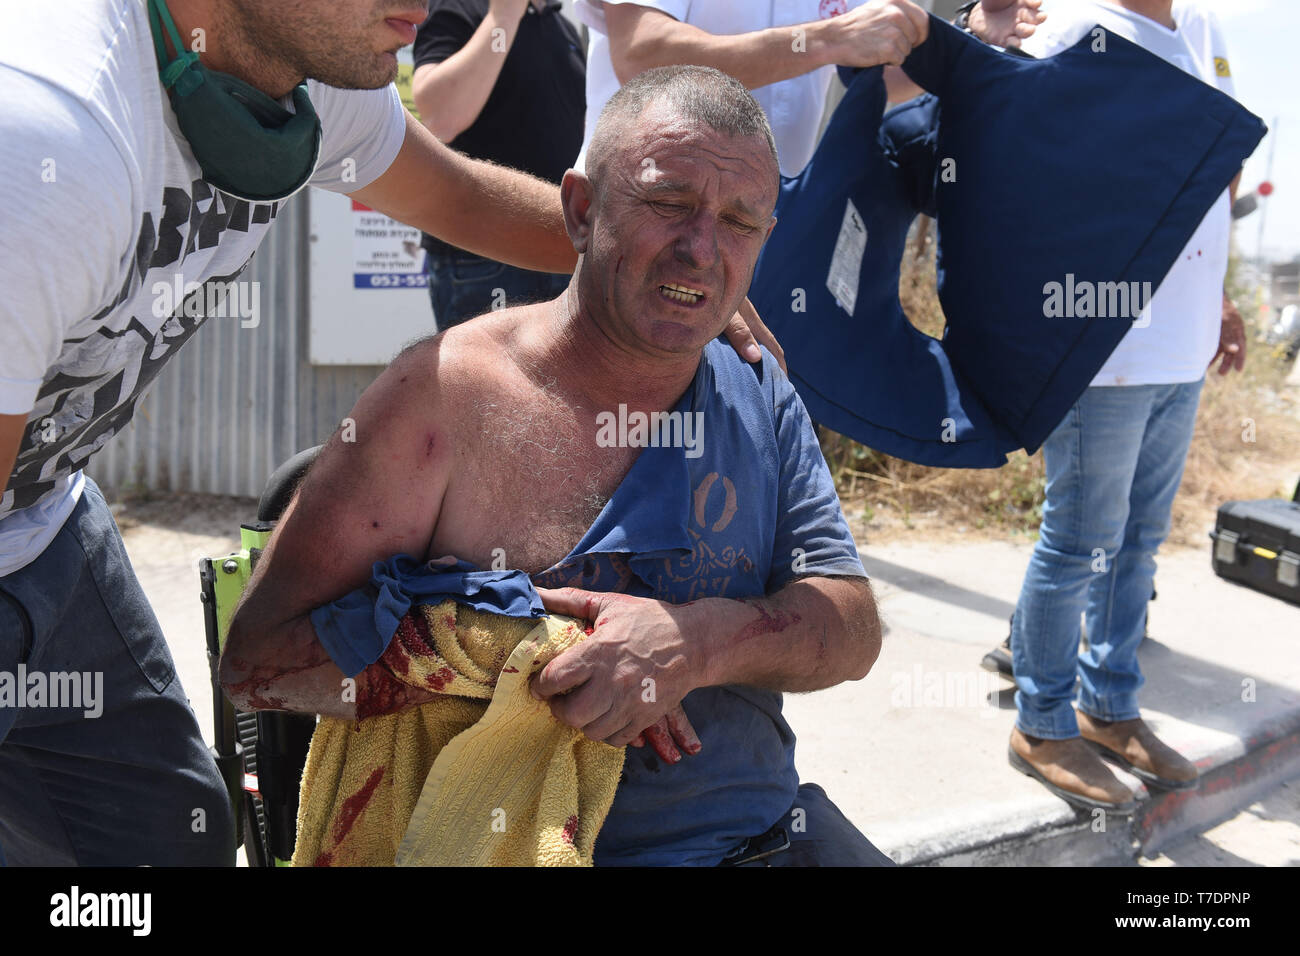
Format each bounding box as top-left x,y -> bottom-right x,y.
1209,480 -> 1300,606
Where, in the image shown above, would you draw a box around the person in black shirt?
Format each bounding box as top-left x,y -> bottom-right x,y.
413,0 -> 585,330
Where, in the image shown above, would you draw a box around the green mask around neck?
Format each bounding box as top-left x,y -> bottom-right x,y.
147,0 -> 322,203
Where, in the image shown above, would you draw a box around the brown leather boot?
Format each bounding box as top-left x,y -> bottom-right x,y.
1008,726 -> 1136,815
1076,711 -> 1198,791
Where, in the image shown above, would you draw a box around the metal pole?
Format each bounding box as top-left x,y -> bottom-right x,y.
1256,115 -> 1278,262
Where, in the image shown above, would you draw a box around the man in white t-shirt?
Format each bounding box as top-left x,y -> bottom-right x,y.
0,0 -> 777,866
993,0 -> 1248,815
575,0 -> 1048,177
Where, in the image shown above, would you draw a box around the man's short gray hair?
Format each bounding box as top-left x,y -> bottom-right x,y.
586,65 -> 779,191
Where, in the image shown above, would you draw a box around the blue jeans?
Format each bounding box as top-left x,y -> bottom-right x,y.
0,477 -> 234,865
742,783 -> 895,867
426,250 -> 570,332
1012,380 -> 1205,739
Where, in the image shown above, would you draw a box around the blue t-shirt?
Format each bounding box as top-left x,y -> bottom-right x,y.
532,338 -> 867,866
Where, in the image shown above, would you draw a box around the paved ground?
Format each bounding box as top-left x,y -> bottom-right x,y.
115,494 -> 1300,866
781,536 -> 1300,864
1140,777 -> 1300,866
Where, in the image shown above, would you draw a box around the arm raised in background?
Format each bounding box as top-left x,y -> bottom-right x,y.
605,1 -> 928,89
412,0 -> 535,143
886,0 -> 1047,104
349,110 -> 577,275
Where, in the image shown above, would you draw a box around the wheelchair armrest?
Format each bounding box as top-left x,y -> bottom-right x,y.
257,445 -> 323,523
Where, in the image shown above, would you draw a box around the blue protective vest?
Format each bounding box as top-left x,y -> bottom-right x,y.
749,15 -> 1266,467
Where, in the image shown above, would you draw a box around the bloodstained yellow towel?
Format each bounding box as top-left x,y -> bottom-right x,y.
292,600 -> 624,866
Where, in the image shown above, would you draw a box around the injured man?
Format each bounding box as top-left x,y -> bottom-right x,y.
221,65 -> 887,867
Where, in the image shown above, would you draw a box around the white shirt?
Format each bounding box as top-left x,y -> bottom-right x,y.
575,0 -> 866,177
1022,0 -> 1238,387
0,0 -> 407,575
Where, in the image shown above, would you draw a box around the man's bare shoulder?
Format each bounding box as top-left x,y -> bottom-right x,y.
403,303 -> 548,401
428,309 -> 519,372
364,304 -> 548,458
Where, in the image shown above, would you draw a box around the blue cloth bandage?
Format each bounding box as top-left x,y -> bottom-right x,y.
309,555 -> 545,678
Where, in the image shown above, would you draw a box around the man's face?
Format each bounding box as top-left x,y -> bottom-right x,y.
580,101 -> 778,359
229,0 -> 429,89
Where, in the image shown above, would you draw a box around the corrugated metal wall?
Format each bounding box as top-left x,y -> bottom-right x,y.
89,193 -> 385,499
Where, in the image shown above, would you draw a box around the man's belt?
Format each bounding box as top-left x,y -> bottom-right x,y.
716,824 -> 791,867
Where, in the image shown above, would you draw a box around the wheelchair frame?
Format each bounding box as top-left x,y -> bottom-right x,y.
198,446 -> 321,866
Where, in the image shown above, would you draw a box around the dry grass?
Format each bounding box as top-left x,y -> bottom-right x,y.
1174,355 -> 1300,545
825,229 -> 1300,548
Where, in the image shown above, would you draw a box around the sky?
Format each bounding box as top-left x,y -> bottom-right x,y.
1200,0 -> 1298,262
